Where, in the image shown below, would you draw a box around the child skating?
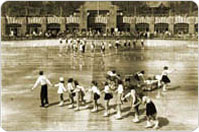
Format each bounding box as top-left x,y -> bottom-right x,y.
73,80 -> 86,111
89,81 -> 101,112
115,80 -> 124,119
156,66 -> 176,98
142,96 -> 159,129
161,66 -> 176,92
54,77 -> 67,106
122,88 -> 141,122
67,78 -> 75,108
102,82 -> 113,117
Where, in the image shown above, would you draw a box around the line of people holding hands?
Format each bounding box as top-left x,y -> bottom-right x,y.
32,70 -> 160,129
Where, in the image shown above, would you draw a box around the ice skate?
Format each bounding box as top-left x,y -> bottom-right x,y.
74,107 -> 80,111
114,114 -> 122,119
145,121 -> 153,128
91,108 -> 97,113
68,104 -> 74,109
103,112 -> 109,117
58,101 -> 64,106
153,121 -> 159,129
132,116 -> 140,123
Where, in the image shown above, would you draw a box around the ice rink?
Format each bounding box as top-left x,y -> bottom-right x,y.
1,39 -> 198,131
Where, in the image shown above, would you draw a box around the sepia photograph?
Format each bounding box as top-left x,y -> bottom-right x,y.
1,1 -> 198,131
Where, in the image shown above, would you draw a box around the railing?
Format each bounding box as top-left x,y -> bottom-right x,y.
4,16 -> 198,25
123,16 -> 198,24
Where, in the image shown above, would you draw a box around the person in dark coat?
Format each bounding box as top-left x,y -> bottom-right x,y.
142,96 -> 159,129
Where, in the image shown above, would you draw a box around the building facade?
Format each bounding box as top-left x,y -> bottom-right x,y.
1,2 -> 198,37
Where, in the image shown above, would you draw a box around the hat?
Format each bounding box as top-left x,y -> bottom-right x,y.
39,71 -> 43,75
164,66 -> 168,70
142,96 -> 151,103
59,77 -> 64,81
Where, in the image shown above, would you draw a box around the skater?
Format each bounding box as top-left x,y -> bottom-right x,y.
73,80 -> 86,111
124,40 -> 127,47
108,40 -> 113,49
161,66 -> 176,92
67,78 -> 75,108
140,39 -> 144,49
142,96 -> 159,129
134,70 -> 145,86
72,39 -> 78,53
133,39 -> 137,49
115,80 -> 124,119
58,37 -> 64,56
123,77 -> 132,91
54,77 -> 67,106
67,37 -> 73,52
127,40 -> 131,47
101,42 -> 106,54
103,82 -> 113,117
79,42 -> 84,53
122,88 -> 141,122
89,81 -> 101,112
32,71 -> 53,108
82,41 -> 86,53
156,66 -> 176,98
91,41 -> 95,52
115,38 -> 120,50
81,38 -> 86,53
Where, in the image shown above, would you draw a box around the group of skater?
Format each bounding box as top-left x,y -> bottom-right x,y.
31,66 -> 175,129
58,37 -> 145,56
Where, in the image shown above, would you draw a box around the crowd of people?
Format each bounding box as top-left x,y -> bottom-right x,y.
6,28 -> 198,41
57,37 -> 146,57
31,66 -> 176,129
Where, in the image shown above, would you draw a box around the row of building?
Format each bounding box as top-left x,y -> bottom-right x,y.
2,15 -> 198,37
1,2 -> 198,37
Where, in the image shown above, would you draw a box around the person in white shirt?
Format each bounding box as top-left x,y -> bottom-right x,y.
161,66 -> 176,92
89,81 -> 101,112
156,66 -> 176,98
39,31 -> 43,36
102,82 -> 113,117
108,40 -> 112,50
115,39 -> 120,49
72,39 -> 78,52
67,38 -> 72,52
32,71 -> 52,108
33,30 -> 37,37
9,30 -> 14,37
115,80 -> 124,119
90,41 -> 95,53
67,78 -> 75,109
79,43 -> 84,53
122,88 -> 141,123
54,77 -> 67,106
73,80 -> 86,111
